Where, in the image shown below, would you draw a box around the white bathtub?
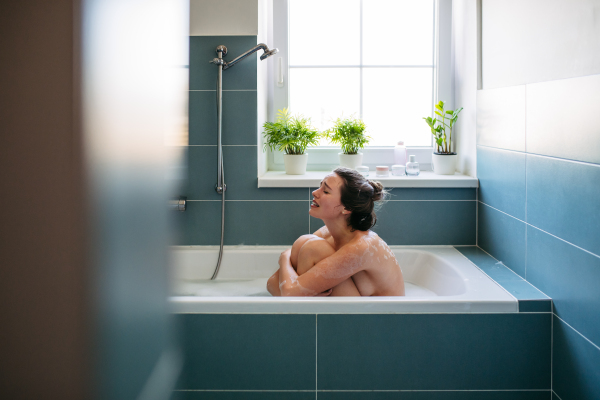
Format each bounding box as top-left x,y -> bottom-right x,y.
168,246 -> 517,313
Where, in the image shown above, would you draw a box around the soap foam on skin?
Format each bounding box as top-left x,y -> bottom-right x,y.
311,231 -> 401,283
281,273 -> 320,296
288,227 -> 403,296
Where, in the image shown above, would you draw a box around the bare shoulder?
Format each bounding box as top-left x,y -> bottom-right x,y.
348,231 -> 398,266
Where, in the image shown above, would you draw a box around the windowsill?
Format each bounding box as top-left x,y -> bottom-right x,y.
258,170 -> 479,188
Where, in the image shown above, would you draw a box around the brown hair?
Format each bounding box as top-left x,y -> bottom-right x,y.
333,167 -> 387,231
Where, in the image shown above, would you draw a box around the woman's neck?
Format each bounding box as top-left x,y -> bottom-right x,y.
323,219 -> 363,250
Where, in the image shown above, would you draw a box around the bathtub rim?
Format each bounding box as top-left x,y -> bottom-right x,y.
168,245 -> 518,314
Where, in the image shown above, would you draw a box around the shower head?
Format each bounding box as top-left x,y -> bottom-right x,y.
215,43 -> 279,70
260,47 -> 279,60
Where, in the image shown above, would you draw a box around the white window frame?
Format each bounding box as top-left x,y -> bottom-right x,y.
266,0 -> 453,172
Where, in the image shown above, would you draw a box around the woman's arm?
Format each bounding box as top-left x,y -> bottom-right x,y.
278,243 -> 367,296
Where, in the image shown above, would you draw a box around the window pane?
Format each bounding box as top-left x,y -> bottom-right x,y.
289,0 -> 360,66
289,68 -> 360,138
363,0 -> 434,66
362,68 -> 432,146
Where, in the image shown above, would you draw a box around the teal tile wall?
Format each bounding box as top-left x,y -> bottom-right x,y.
478,202 -> 526,277
176,315 -> 315,390
181,35 -> 477,246
174,313 -> 550,399
553,315 -> 600,400
477,74 -> 600,400
477,146 -> 526,220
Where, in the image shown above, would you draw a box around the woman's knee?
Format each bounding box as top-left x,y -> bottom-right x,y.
291,234 -> 320,267
298,237 -> 335,264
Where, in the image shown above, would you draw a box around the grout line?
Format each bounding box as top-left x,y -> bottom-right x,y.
187,200 -> 308,202
315,314 -> 318,399
531,228 -> 600,260
175,311 -> 548,315
316,390 -> 550,392
511,311 -> 552,314
175,390 -> 315,392
387,199 -> 476,202
473,246 -> 525,281
553,389 -> 563,400
478,201 -> 526,223
454,248 -> 519,304
525,153 -> 528,280
554,314 -> 600,352
527,224 -> 600,260
476,144 -> 600,168
551,303 -> 554,394
478,201 -> 600,260
472,244 -> 552,300
175,389 -> 551,393
476,187 -> 479,246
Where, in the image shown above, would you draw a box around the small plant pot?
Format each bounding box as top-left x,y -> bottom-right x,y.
283,153 -> 309,175
432,152 -> 457,175
338,153 -> 363,170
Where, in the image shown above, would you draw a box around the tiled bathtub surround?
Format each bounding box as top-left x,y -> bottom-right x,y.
174,313 -> 550,399
477,74 -> 600,400
181,35 -> 477,246
456,246 -> 551,313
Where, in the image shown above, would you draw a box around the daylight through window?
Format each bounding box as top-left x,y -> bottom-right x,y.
288,0 -> 436,147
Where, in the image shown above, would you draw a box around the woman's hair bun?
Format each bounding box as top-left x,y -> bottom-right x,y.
368,180 -> 385,202
333,167 -> 388,231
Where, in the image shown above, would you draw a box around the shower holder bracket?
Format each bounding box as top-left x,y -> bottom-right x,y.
215,184 -> 227,194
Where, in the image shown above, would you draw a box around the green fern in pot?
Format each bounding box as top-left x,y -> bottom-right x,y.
325,116 -> 370,170
262,108 -> 321,174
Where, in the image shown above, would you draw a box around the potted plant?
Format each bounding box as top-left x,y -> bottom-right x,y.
262,108 -> 321,175
423,101 -> 463,175
325,116 -> 370,170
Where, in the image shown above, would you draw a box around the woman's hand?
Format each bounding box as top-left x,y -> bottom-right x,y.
279,248 -> 292,266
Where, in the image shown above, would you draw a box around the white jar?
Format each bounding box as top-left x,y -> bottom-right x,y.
375,166 -> 389,177
391,165 -> 405,176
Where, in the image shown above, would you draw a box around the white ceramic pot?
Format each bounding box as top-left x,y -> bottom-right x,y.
432,152 -> 457,175
338,153 -> 363,170
283,153 -> 309,175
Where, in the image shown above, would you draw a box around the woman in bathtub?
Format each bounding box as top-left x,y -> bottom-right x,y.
267,167 -> 405,297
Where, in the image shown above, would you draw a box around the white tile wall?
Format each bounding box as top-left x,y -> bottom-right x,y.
476,85 -> 526,151
527,74 -> 600,164
482,0 -> 600,89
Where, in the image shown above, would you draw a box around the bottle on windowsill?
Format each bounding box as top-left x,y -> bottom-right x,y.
405,155 -> 420,176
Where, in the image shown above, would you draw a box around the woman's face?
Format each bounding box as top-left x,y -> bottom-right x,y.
309,173 -> 348,220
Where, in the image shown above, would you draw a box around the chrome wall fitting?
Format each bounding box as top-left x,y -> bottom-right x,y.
208,43 -> 277,280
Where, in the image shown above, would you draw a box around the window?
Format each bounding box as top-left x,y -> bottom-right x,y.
272,0 -> 452,149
